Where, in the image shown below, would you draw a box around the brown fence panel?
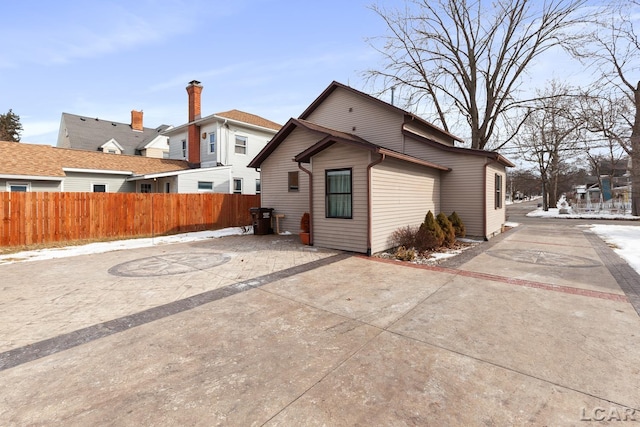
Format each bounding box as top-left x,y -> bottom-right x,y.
0,192 -> 261,248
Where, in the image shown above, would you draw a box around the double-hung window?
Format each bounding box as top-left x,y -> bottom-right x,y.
288,171 -> 299,192
233,178 -> 243,194
495,174 -> 503,209
140,183 -> 152,193
209,133 -> 216,153
235,136 -> 247,154
326,168 -> 352,219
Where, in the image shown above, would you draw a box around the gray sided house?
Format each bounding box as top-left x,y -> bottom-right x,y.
57,111 -> 171,158
248,81 -> 514,255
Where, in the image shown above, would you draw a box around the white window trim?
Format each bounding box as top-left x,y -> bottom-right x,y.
208,132 -> 216,154
7,181 -> 31,192
234,135 -> 248,155
140,183 -> 153,193
255,178 -> 261,194
197,181 -> 214,192
91,182 -> 108,192
233,178 -> 243,194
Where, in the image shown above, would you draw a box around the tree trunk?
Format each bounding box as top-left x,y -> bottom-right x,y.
632,82 -> 640,216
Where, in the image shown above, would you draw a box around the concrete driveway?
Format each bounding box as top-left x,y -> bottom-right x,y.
1,221 -> 639,425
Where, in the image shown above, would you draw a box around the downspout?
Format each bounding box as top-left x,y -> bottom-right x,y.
483,159 -> 488,240
366,152 -> 386,256
298,162 -> 313,245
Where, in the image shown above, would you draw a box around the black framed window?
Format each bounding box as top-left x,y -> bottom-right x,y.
326,168 -> 352,218
288,171 -> 299,192
495,174 -> 502,209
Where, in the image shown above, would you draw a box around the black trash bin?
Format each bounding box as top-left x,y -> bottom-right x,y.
249,207 -> 273,235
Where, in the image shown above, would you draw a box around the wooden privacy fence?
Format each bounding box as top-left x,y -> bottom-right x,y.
0,192 -> 261,247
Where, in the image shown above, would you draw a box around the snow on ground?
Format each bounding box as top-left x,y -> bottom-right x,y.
0,227 -> 251,265
527,206 -> 640,220
527,206 -> 640,275
584,224 -> 640,275
1,212 -> 638,277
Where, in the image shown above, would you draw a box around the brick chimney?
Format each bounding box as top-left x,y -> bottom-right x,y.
131,110 -> 143,131
186,80 -> 203,165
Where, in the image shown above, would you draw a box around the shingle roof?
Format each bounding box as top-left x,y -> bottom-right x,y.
0,141 -> 191,177
61,113 -> 170,155
214,109 -> 282,130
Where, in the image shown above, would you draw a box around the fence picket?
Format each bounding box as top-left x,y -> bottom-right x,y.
0,192 -> 260,248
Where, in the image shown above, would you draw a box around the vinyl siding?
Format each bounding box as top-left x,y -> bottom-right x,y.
260,127 -> 315,233
304,87 -> 405,152
311,144 -> 369,253
486,163 -> 507,238
370,158 -> 441,254
174,168 -> 232,194
63,172 -> 134,193
402,122 -> 456,146
168,130 -> 189,160
404,136 -> 486,237
0,179 -> 62,192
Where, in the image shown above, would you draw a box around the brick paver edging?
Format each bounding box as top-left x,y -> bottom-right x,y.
584,231 -> 640,317
0,253 -> 352,372
360,255 -> 629,303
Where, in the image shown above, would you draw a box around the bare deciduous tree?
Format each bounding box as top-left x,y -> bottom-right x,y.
515,82 -> 583,209
569,0 -> 640,214
366,0 -> 585,150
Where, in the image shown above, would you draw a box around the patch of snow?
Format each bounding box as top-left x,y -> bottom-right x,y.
0,227 -> 249,265
527,207 -> 640,220
584,224 -> 640,275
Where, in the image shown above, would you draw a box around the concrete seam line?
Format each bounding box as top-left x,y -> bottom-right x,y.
0,252 -> 352,372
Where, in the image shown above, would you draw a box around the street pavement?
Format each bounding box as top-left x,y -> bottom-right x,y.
1,204 -> 639,425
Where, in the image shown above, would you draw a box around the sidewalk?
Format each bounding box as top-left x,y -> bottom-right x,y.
1,223 -> 639,425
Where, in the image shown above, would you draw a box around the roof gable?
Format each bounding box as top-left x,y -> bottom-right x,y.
298,81 -> 463,144
60,113 -> 170,155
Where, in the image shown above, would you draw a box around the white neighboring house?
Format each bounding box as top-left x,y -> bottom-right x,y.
161,81 -> 281,195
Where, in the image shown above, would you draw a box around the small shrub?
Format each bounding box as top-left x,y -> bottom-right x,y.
448,211 -> 466,238
436,212 -> 456,247
418,210 -> 444,251
395,246 -> 416,261
414,227 -> 441,252
390,225 -> 419,249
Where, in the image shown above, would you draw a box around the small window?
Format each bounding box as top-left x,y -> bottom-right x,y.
326,168 -> 352,219
288,171 -> 299,192
233,178 -> 243,194
140,183 -> 152,193
107,149 -> 117,154
495,174 -> 503,209
255,178 -> 261,194
165,182 -> 171,193
209,133 -> 216,153
8,182 -> 30,192
93,184 -> 107,193
181,139 -> 187,158
198,181 -> 213,191
235,135 -> 247,154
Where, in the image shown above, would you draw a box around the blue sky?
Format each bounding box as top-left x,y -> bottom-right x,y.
1,0 -> 399,145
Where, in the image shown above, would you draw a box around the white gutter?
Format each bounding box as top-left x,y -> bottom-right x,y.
62,167 -> 132,175
0,174 -> 63,181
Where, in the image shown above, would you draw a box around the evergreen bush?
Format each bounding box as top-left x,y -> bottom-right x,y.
436,212 -> 456,247
448,211 -> 466,238
418,210 -> 444,250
